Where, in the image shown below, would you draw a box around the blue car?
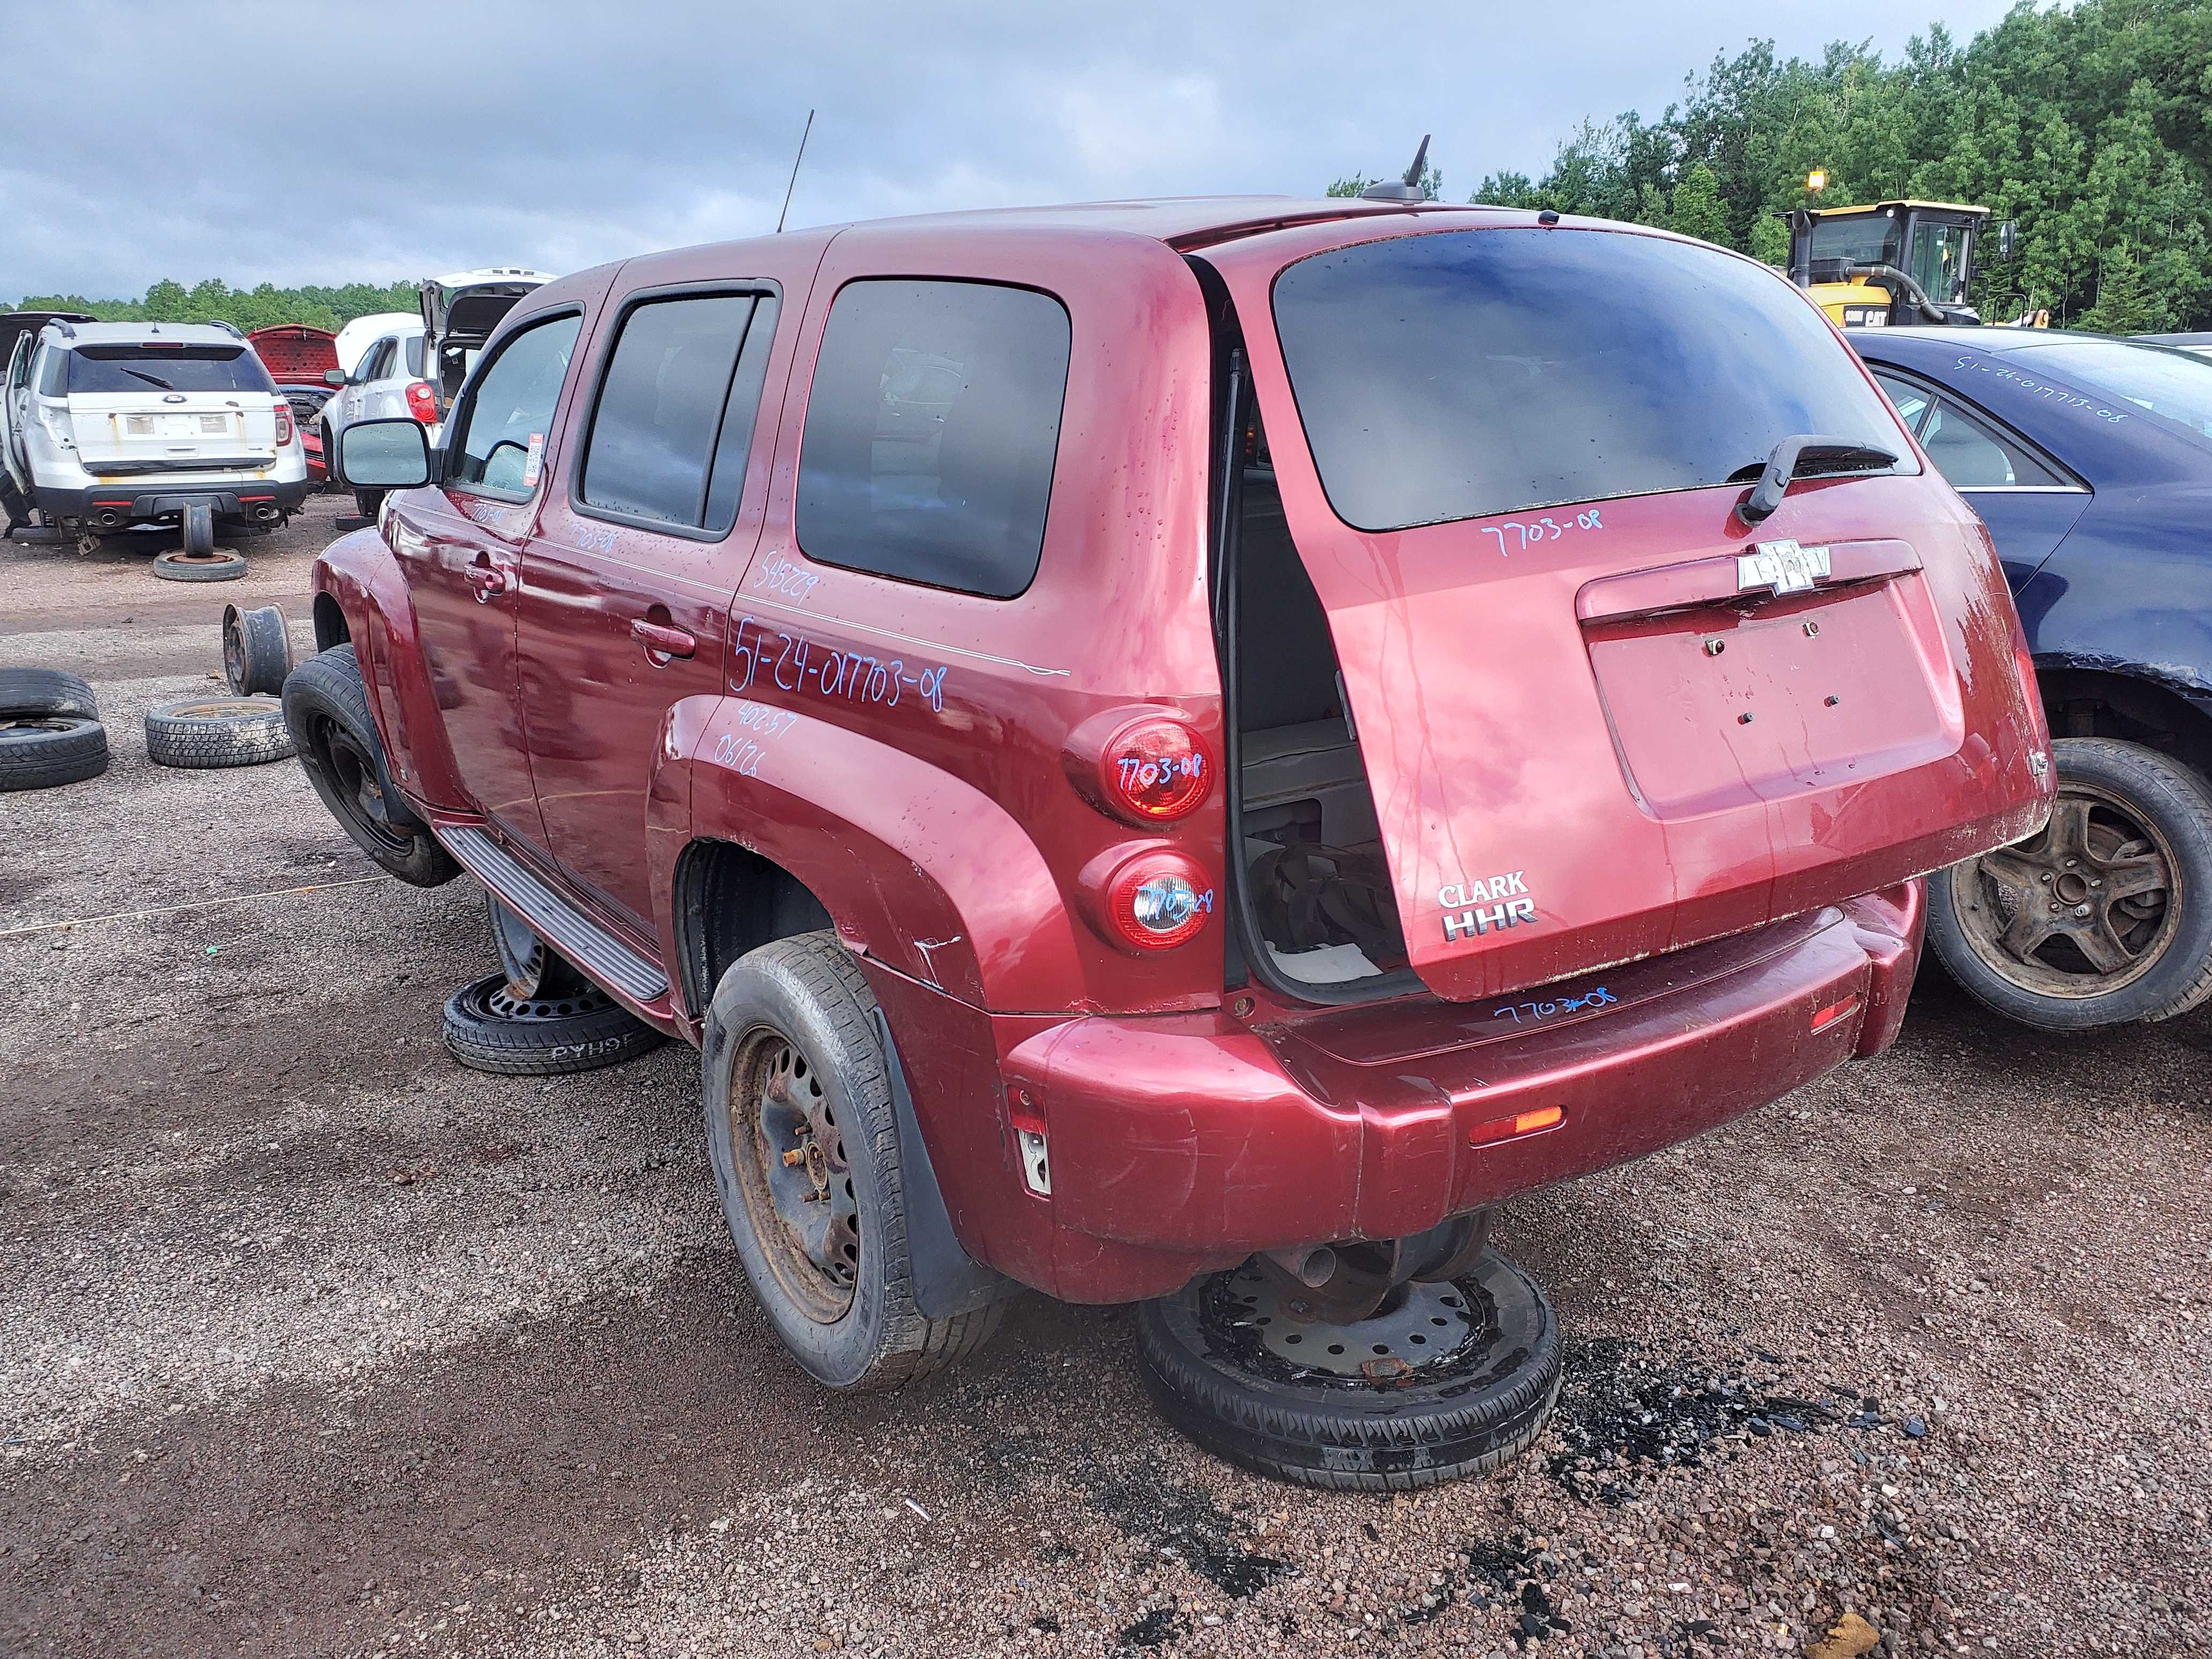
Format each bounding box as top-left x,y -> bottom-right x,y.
1851,328 -> 2212,1031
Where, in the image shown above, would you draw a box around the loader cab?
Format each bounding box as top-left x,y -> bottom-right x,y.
1786,201 -> 2000,328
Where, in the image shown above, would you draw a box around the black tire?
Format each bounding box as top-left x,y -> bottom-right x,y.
0,667 -> 99,720
221,602 -> 293,696
354,487 -> 385,520
144,696 -> 295,768
0,472 -> 29,530
485,891 -> 591,999
442,972 -> 664,1075
319,424 -> 339,491
181,500 -> 215,558
1136,1249 -> 1563,1491
152,548 -> 246,582
0,714 -> 109,792
282,644 -> 460,887
1927,736 -> 2212,1030
703,932 -> 1003,1391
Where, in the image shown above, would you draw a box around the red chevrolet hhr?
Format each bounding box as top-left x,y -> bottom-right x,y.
292,195 -> 2052,1488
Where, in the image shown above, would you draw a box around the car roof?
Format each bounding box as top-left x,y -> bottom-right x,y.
50,319 -> 246,347
820,195 -> 1509,250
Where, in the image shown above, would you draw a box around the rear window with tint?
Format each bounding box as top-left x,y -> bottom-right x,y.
796,279 -> 1070,599
405,334 -> 425,378
1271,228 -> 1908,532
66,345 -> 275,395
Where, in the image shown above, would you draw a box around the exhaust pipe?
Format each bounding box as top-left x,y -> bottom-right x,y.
95,509 -> 122,528
252,504 -> 280,524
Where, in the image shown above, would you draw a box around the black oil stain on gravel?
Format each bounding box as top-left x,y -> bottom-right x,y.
1548,1337 -> 1844,1504
1396,1533 -> 1570,1643
1085,1471 -> 1291,1598
1118,1605 -> 1189,1648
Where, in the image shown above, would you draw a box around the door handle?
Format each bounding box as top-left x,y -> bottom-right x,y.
465,555 -> 514,602
631,618 -> 696,661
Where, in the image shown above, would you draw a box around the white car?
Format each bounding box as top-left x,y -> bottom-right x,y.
318,323 -> 433,514
1,319 -> 308,555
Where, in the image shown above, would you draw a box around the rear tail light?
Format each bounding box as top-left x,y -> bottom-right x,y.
1100,715 -> 1211,823
272,403 -> 294,445
1102,850 -> 1214,951
405,380 -> 438,424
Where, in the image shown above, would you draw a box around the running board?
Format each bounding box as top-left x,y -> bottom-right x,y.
435,825 -> 669,1003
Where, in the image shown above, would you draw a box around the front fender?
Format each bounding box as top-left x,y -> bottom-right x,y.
656,696 -> 1089,1012
312,525 -> 469,813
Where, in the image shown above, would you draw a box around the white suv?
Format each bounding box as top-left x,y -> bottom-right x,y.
319,323 -> 432,516
2,319 -> 307,553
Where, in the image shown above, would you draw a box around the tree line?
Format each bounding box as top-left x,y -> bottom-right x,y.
1331,0 -> 2212,332
5,279 -> 420,334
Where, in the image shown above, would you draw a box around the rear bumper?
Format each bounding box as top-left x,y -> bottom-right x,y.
33,476 -> 309,524
1000,882 -> 1921,1291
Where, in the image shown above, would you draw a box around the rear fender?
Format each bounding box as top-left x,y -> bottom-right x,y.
311,525 -> 469,812
654,696 -> 1088,1014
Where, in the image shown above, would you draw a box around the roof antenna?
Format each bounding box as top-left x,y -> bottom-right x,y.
1360,134 -> 1431,203
776,108 -> 815,234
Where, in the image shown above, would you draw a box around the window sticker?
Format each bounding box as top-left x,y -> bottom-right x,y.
522,431 -> 545,488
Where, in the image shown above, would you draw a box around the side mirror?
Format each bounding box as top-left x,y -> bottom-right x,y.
1997,220 -> 2018,260
337,417 -> 434,490
324,368 -> 347,387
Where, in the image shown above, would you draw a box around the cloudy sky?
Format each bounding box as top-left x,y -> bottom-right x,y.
4,0 -> 2016,302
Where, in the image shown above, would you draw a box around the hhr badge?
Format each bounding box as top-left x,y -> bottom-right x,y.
1439,872 -> 1536,943
1736,539 -> 1832,596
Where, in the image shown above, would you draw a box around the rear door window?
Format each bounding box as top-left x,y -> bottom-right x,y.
795,279 -> 1070,599
1271,227 -> 1910,533
65,345 -> 275,395
579,292 -> 778,533
1873,372 -> 1933,435
446,313 -> 582,498
405,334 -> 425,378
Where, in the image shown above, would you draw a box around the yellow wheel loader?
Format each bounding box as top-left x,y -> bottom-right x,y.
1784,200 -> 2017,328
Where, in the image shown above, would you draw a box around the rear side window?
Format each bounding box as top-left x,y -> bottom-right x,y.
796,279 -> 1070,599
405,334 -> 425,378
36,346 -> 66,397
1271,228 -> 1909,532
580,292 -> 778,533
65,345 -> 275,395
1919,399 -> 2066,489
447,313 -> 582,497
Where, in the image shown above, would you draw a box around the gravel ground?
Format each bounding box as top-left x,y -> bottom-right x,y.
2,498 -> 2209,1659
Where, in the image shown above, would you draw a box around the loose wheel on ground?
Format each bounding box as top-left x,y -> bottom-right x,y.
703,932 -> 1003,1391
0,667 -> 99,720
485,892 -> 592,999
281,644 -> 459,887
145,697 -> 295,768
1136,1249 -> 1563,1491
221,602 -> 293,696
1927,736 -> 2212,1029
0,714 -> 109,791
181,500 -> 216,557
152,548 -> 246,582
442,972 -> 664,1075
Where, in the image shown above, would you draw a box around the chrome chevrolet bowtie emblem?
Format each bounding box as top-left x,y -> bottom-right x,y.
1736,539 -> 1831,596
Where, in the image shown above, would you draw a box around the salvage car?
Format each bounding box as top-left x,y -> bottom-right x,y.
0,310 -> 93,527
317,323 -> 431,517
297,198 -> 2051,1488
1856,330 -> 2212,1030
248,325 -> 342,487
2,318 -> 308,557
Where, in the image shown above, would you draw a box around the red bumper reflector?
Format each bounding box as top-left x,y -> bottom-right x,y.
1810,993 -> 1863,1033
1469,1104 -> 1565,1147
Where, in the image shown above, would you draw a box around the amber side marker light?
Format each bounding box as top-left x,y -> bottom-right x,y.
1469,1105 -> 1565,1147
1810,993 -> 1863,1033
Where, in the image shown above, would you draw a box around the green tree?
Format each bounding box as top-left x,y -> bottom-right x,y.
2081,242 -> 2161,333
1669,161 -> 1731,245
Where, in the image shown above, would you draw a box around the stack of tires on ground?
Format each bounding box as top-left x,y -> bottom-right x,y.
0,667 -> 110,792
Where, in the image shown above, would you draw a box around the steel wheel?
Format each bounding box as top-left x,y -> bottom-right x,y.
309,709 -> 412,856
727,1026 -> 861,1323
1947,780 -> 2181,1000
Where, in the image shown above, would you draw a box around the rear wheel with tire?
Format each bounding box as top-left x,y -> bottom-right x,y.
1136,1249 -> 1563,1491
281,644 -> 459,887
145,697 -> 295,768
442,972 -> 664,1075
1928,736 -> 2212,1029
0,667 -> 98,721
703,932 -> 1003,1391
0,714 -> 109,791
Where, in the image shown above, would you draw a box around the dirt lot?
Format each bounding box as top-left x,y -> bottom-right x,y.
2,497 -> 2209,1659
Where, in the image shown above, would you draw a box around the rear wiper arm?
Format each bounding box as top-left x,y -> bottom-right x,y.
1732,434 -> 1899,526
119,368 -> 175,391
